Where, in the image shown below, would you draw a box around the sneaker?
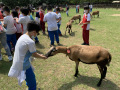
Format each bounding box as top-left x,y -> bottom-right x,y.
8,56 -> 13,61
0,55 -> 2,61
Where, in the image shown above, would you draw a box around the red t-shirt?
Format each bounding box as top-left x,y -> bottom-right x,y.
82,13 -> 90,30
39,11 -> 44,22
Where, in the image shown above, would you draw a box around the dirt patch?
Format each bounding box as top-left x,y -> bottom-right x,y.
111,14 -> 120,16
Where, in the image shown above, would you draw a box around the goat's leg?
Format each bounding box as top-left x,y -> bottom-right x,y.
74,61 -> 79,77
97,65 -> 104,87
103,66 -> 107,79
98,13 -> 99,18
71,28 -> 72,33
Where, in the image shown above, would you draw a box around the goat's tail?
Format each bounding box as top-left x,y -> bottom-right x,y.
107,53 -> 112,66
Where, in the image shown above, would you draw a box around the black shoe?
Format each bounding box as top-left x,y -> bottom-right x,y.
81,42 -> 86,45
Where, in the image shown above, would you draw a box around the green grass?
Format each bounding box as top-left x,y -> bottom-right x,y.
0,8 -> 120,90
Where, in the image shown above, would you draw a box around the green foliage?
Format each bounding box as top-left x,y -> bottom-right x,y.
0,0 -> 115,8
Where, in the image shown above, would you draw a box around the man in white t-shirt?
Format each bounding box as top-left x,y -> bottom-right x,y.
17,8 -> 30,34
56,7 -> 62,36
44,6 -> 60,46
8,21 -> 47,90
3,6 -> 17,52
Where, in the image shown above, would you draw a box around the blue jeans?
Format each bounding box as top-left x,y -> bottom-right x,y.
25,67 -> 36,90
76,8 -> 78,13
6,34 -> 16,51
0,32 -> 11,56
57,24 -> 62,35
48,30 -> 59,45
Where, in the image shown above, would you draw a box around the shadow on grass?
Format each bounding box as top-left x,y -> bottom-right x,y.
0,60 -> 12,74
58,75 -> 120,90
70,31 -> 76,36
36,43 -> 45,49
90,28 -> 96,31
62,31 -> 76,38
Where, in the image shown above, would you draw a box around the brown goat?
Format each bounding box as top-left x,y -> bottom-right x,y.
45,45 -> 111,87
65,20 -> 74,35
71,14 -> 81,23
92,11 -> 99,18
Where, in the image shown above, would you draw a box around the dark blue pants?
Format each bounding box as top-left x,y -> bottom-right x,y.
25,67 -> 36,90
6,34 -> 16,51
48,30 -> 59,45
57,24 -> 62,35
76,8 -> 78,13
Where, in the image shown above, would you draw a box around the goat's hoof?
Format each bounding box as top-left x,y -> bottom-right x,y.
74,74 -> 78,77
97,83 -> 101,87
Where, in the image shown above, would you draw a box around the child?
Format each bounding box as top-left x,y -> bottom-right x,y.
8,21 -> 47,89
44,6 -> 60,46
79,6 -> 91,45
3,6 -> 17,52
39,6 -> 45,34
17,8 -> 30,34
0,19 -> 12,61
66,6 -> 69,16
12,10 -> 22,40
56,7 -> 62,36
35,7 -> 40,24
76,5 -> 78,13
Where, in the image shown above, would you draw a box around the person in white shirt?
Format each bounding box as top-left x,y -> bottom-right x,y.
44,6 -> 60,46
17,8 -> 30,34
56,7 -> 62,36
89,4 -> 93,12
3,6 -> 17,53
8,21 -> 47,90
0,4 -> 12,61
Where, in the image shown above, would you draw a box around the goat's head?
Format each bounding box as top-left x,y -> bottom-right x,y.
45,46 -> 58,57
69,20 -> 74,23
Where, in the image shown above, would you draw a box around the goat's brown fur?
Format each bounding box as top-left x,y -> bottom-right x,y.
46,45 -> 111,87
71,14 -> 81,23
65,20 -> 74,35
92,11 -> 99,18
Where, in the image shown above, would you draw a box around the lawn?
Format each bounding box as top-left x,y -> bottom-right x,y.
0,8 -> 120,90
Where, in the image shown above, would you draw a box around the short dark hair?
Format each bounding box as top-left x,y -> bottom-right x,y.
47,6 -> 52,11
84,5 -> 89,10
11,10 -> 18,17
27,21 -> 41,34
21,8 -> 29,15
15,6 -> 20,11
56,7 -> 60,12
3,6 -> 10,13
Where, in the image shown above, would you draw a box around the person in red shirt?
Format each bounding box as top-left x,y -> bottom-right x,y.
79,6 -> 91,45
39,6 -> 45,34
